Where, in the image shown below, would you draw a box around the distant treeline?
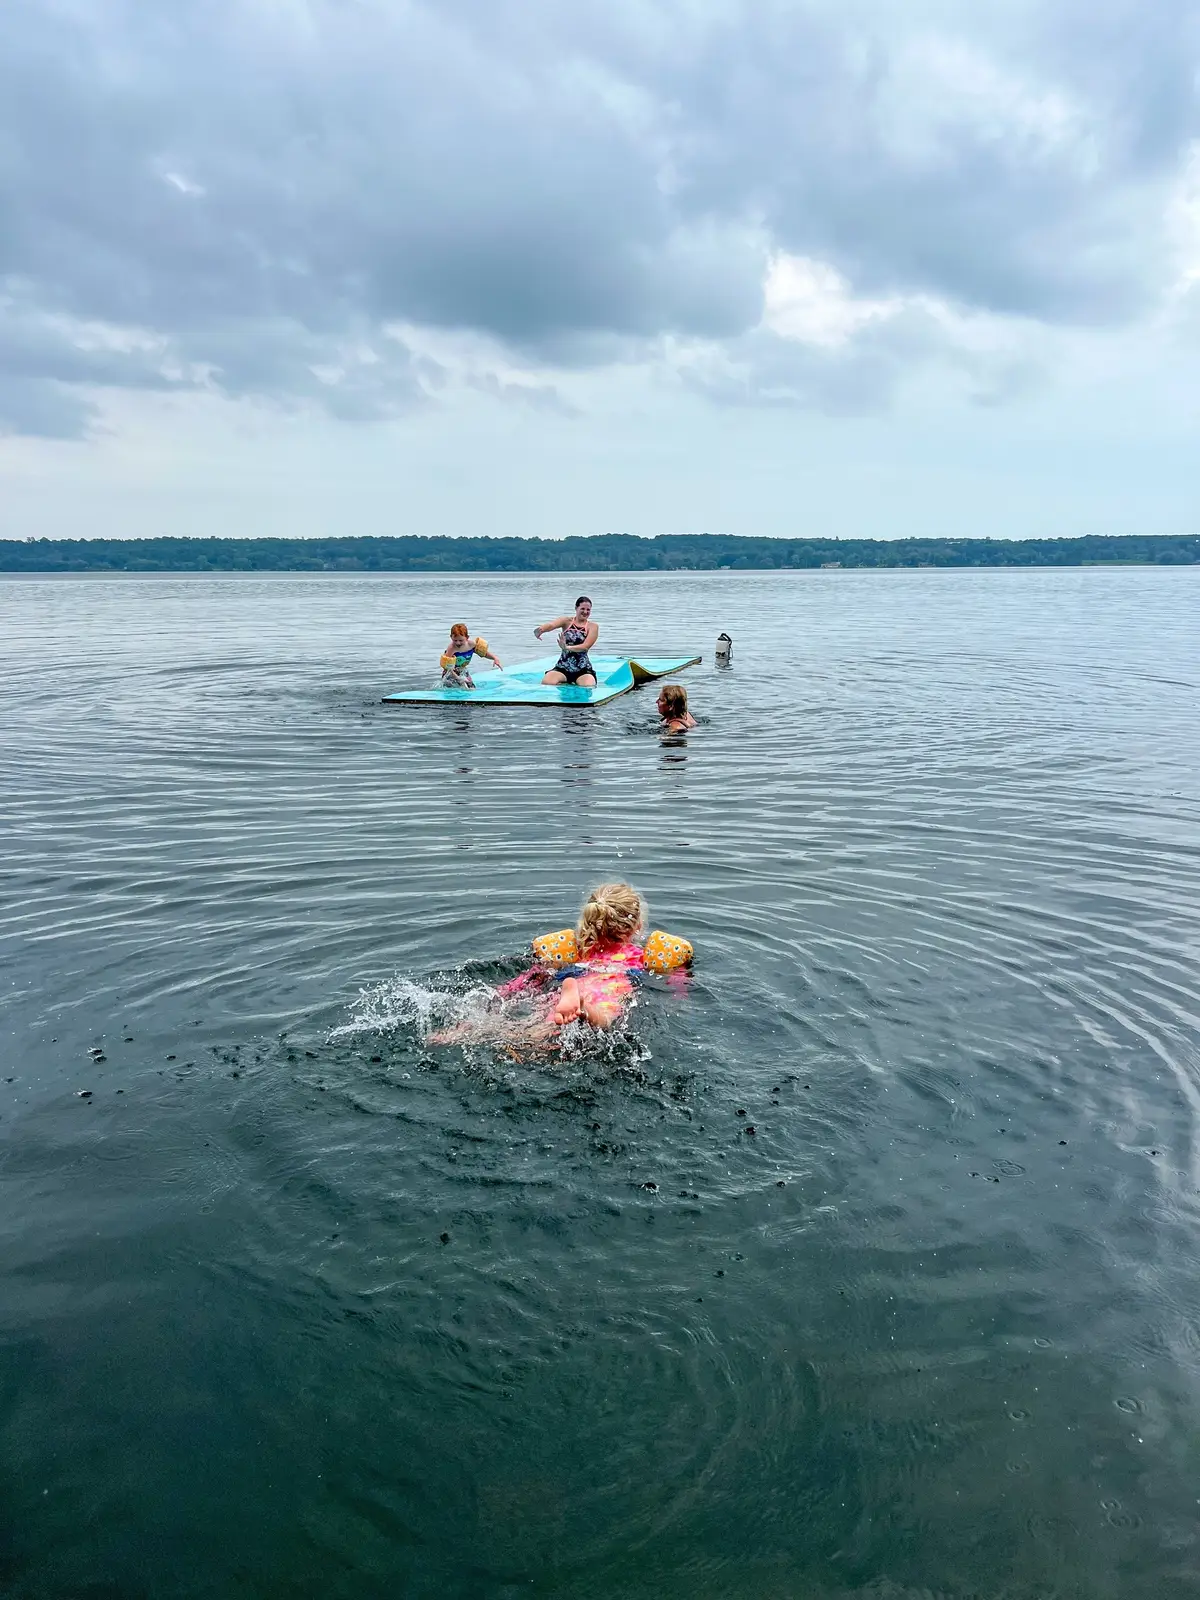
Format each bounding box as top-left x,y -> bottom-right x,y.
2,533 -> 1198,573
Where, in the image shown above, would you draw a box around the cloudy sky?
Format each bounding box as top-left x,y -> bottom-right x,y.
2,0 -> 1199,541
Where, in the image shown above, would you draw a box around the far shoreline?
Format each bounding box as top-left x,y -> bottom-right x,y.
3,531 -> 1196,577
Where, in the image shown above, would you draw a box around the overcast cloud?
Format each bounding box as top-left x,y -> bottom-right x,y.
1,0 -> 1198,537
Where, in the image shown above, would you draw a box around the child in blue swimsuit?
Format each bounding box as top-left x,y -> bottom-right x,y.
440,623 -> 502,688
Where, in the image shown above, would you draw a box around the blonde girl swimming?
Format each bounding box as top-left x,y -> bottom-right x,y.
429,882 -> 651,1050
550,882 -> 647,1028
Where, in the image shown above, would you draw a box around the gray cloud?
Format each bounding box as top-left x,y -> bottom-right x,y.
0,375 -> 93,441
677,303 -> 1045,414
0,287 -> 185,436
0,0 -> 1195,436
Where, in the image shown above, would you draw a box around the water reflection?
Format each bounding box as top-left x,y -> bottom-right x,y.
558,706 -> 597,790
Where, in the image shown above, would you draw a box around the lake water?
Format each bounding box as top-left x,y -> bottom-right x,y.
3,568 -> 1200,1600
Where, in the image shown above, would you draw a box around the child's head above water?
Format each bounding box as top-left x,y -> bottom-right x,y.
449,622 -> 470,643
657,683 -> 689,720
577,882 -> 646,955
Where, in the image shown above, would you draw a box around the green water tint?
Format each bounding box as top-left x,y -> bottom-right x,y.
2,569 -> 1200,1599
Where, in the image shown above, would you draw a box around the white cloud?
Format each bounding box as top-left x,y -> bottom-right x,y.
1168,141 -> 1200,293
763,255 -> 900,347
879,33 -> 1100,176
161,170 -> 206,198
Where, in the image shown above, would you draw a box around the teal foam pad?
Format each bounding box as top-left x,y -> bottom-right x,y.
381,655 -> 701,707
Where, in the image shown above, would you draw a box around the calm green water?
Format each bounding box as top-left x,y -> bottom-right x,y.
2,569 -> 1200,1600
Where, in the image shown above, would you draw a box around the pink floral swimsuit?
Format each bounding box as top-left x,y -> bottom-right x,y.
497,939 -> 644,1003
574,941 -> 645,1003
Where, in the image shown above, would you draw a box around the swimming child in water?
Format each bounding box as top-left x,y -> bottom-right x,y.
429,882 -> 678,1052
657,683 -> 697,734
440,624 -> 502,688
547,882 -> 647,1029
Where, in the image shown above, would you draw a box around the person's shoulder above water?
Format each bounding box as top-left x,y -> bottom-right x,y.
656,683 -> 697,733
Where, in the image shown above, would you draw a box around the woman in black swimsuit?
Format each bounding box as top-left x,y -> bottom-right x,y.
534,596 -> 599,687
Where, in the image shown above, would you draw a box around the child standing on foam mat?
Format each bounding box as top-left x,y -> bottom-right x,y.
440,624 -> 502,688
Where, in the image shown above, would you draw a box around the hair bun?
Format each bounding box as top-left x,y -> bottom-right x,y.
577,882 -> 645,955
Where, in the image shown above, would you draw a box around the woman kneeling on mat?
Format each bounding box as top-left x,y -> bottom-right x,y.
534,596 -> 598,687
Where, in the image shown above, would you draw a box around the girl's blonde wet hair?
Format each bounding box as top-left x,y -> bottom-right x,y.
577,882 -> 646,955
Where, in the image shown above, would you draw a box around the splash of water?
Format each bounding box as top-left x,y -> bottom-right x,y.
329,972 -> 654,1073
329,975 -> 495,1042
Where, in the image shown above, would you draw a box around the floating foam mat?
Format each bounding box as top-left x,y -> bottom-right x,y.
381,654 -> 701,707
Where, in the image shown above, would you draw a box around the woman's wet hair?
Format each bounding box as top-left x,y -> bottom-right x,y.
575,596 -> 592,609
577,882 -> 645,955
658,684 -> 688,718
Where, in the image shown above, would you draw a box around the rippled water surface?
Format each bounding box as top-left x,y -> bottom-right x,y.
3,569 -> 1200,1599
